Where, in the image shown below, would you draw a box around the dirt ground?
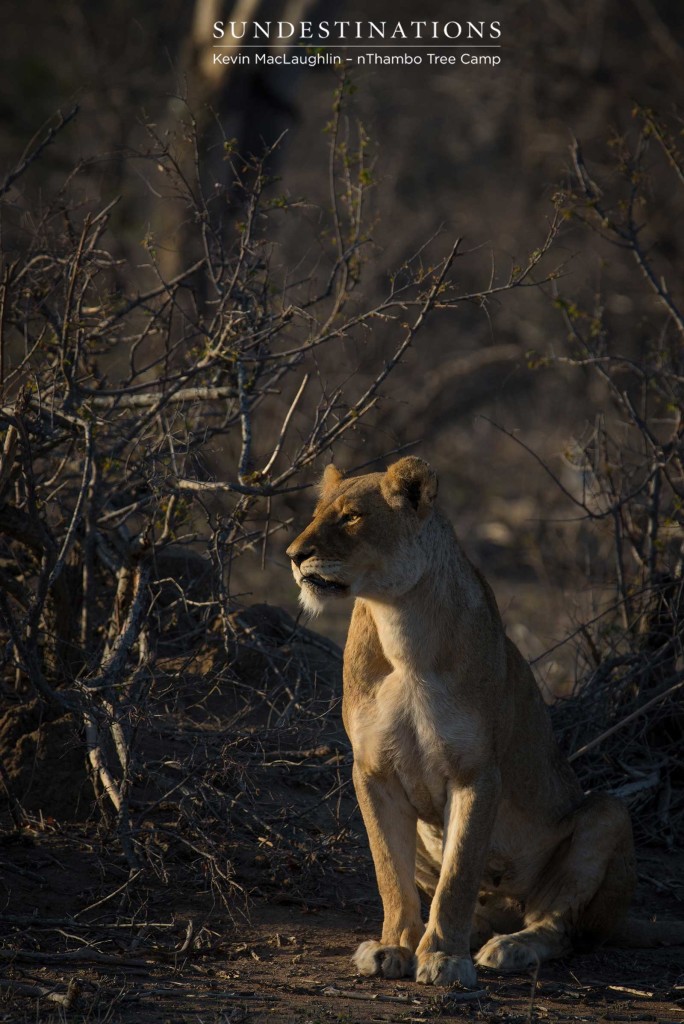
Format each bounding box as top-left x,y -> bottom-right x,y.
1,827 -> 683,1024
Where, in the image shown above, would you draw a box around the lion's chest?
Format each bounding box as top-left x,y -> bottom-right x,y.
351,670 -> 484,826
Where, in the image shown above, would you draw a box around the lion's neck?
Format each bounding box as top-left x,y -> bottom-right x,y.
361,513 -> 484,674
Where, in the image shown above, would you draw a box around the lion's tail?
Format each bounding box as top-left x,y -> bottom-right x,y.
611,915 -> 684,948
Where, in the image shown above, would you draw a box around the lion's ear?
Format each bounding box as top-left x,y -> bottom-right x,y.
317,463 -> 344,499
381,457 -> 438,519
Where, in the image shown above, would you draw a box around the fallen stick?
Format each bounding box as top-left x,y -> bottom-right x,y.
0,913 -> 176,929
0,948 -> 149,967
607,985 -> 654,998
74,868 -> 142,918
321,984 -> 487,1004
221,991 -> 280,1002
322,985 -> 411,1003
0,976 -> 81,1008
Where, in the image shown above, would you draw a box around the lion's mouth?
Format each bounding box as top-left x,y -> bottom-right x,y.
300,573 -> 349,595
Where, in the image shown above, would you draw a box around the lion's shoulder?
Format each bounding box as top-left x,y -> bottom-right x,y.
344,601 -> 392,690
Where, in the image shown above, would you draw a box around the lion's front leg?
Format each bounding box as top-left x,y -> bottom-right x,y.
416,771 -> 500,987
352,765 -> 424,979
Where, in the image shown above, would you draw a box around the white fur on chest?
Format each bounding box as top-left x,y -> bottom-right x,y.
352,669 -> 484,823
364,599 -> 438,669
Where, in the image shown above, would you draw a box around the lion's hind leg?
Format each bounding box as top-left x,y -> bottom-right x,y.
415,820 -> 442,899
476,794 -> 636,972
470,896 -> 525,952
475,918 -> 571,971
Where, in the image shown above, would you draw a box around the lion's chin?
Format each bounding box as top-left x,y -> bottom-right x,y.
298,578 -> 350,617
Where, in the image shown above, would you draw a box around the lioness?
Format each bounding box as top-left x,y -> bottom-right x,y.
286,457 -> 682,987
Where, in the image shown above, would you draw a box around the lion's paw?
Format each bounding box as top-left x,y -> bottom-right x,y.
415,951 -> 478,988
476,934 -> 539,972
353,940 -> 414,979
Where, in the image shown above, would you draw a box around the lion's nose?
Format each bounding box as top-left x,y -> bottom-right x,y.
288,545 -> 315,568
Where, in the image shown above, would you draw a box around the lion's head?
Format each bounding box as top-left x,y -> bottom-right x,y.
286,457 -> 438,615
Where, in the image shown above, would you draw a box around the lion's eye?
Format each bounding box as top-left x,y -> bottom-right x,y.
342,511 -> 363,525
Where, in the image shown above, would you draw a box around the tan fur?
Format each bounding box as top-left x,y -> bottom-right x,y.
286,457 -> 682,987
